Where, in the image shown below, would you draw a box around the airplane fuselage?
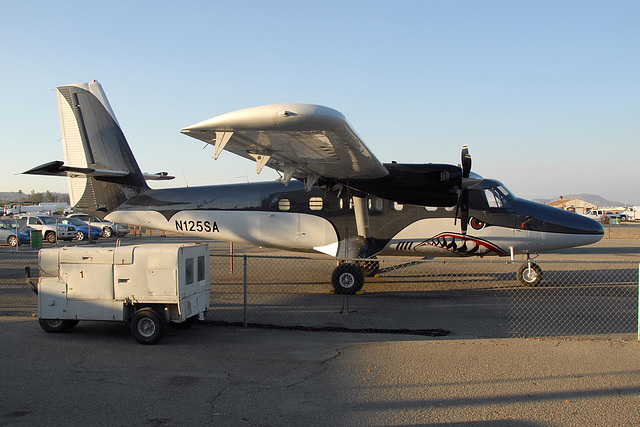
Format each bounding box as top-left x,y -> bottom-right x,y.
106,178 -> 604,260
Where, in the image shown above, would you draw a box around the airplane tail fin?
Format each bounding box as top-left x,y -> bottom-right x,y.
25,81 -> 151,215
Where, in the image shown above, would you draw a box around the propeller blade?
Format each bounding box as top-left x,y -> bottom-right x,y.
461,145 -> 472,179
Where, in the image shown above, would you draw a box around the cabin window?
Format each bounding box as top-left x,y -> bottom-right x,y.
445,206 -> 455,212
368,198 -> 383,212
484,188 -> 507,208
309,197 -> 323,211
278,198 -> 291,211
425,206 -> 438,212
392,202 -> 404,211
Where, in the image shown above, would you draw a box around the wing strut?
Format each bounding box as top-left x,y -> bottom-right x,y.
352,196 -> 371,240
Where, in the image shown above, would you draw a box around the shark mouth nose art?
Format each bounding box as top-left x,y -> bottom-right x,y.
395,233 -> 508,256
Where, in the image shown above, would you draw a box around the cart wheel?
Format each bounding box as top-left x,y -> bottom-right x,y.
170,315 -> 198,329
131,308 -> 167,345
39,318 -> 70,333
66,320 -> 80,329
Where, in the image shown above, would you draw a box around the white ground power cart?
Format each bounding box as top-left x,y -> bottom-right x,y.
27,243 -> 210,344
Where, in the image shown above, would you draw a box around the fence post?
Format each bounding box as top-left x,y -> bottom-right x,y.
243,254 -> 248,329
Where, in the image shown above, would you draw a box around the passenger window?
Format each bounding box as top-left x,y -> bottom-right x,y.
368,198 -> 383,212
392,202 -> 404,211
309,197 -> 323,211
425,206 -> 438,212
278,199 -> 291,211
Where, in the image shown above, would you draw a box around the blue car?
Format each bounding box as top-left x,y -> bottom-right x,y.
0,218 -> 31,246
59,217 -> 103,240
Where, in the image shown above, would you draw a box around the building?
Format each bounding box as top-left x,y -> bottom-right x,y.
548,197 -> 598,214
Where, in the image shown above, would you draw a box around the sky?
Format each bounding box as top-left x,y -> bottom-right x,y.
1,1 -> 638,205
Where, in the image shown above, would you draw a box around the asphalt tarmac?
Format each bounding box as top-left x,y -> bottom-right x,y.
1,223 -> 639,426
2,317 -> 640,426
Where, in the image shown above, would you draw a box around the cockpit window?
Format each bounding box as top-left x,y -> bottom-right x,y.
483,185 -> 511,209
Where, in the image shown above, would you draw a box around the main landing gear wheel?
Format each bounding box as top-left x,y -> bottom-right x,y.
358,257 -> 380,277
131,307 -> 168,345
517,263 -> 542,287
331,263 -> 365,295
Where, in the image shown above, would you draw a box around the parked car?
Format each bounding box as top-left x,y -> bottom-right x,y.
59,217 -> 103,240
66,213 -> 130,238
0,218 -> 20,230
0,220 -> 30,246
16,214 -> 77,243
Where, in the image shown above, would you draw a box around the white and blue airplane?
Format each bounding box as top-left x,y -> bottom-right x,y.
25,81 -> 604,293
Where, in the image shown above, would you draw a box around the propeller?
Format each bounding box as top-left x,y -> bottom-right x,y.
455,145 -> 472,235
461,144 -> 472,179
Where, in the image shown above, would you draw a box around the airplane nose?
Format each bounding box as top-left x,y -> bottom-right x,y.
516,199 -> 604,246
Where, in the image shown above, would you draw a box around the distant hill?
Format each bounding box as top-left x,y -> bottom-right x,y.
533,194 -> 625,207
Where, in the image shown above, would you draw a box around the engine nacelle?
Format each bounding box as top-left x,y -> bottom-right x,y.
338,163 -> 463,207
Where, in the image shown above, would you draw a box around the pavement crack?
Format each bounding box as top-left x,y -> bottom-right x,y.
282,345 -> 348,389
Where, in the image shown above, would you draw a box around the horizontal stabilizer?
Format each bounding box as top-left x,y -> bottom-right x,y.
143,172 -> 175,181
24,160 -> 128,178
25,161 -> 174,182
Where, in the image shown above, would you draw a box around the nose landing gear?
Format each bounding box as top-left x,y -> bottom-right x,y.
517,255 -> 542,287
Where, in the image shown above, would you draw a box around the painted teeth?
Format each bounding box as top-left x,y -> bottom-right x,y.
397,235 -> 499,256
425,235 -> 482,254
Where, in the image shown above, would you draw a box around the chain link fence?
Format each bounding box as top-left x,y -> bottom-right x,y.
1,247 -> 638,339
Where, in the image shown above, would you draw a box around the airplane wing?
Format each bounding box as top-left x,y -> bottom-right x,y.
180,103 -> 389,187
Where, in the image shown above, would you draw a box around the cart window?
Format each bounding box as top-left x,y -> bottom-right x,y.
197,255 -> 205,281
185,257 -> 194,284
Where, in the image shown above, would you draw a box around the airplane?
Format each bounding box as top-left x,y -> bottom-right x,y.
24,81 -> 604,294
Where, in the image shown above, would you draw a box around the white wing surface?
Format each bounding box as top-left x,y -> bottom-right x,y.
181,103 -> 388,185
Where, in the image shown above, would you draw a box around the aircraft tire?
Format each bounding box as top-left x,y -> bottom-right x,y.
131,307 -> 167,345
517,263 -> 542,287
358,257 -> 380,277
332,263 -> 365,294
39,318 -> 72,333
